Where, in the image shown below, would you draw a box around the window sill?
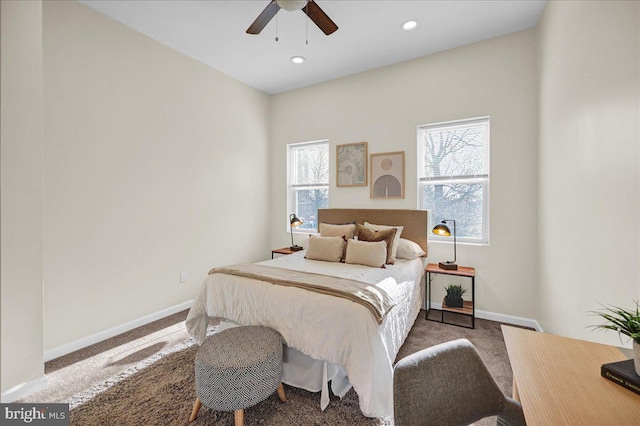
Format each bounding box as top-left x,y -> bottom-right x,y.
428,238 -> 489,247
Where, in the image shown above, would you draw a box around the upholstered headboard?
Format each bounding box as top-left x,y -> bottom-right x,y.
317,208 -> 428,256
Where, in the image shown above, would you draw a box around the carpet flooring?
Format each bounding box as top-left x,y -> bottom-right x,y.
26,310 -> 520,425
23,311 -> 193,404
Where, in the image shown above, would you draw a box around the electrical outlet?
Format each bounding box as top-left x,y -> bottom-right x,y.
180,271 -> 188,283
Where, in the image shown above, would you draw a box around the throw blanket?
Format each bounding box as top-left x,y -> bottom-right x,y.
208,263 -> 394,324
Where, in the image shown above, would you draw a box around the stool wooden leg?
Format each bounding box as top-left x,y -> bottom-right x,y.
234,409 -> 244,426
189,398 -> 202,422
276,382 -> 287,403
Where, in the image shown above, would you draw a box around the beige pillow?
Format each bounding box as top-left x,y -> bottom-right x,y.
364,221 -> 404,261
319,222 -> 356,240
396,238 -> 426,260
345,239 -> 387,268
300,233 -> 320,249
355,224 -> 397,264
304,235 -> 345,263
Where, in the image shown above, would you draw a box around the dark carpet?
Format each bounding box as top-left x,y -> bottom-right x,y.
68,312 -> 517,425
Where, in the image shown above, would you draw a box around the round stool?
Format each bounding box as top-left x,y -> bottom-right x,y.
189,326 -> 287,426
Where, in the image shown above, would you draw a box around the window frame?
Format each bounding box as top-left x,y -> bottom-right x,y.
286,139 -> 330,234
417,117 -> 490,245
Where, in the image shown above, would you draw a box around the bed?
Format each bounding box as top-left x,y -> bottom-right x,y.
185,208 -> 428,419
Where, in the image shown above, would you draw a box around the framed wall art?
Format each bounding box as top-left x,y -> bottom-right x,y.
336,142 -> 368,187
370,151 -> 405,199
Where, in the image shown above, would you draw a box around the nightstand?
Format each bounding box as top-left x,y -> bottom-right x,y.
425,263 -> 475,329
271,247 -> 298,259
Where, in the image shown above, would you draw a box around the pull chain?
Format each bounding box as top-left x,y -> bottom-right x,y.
275,12 -> 279,42
305,3 -> 309,45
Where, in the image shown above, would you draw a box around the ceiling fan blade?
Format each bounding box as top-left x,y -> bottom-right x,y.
246,1 -> 280,35
303,1 -> 338,35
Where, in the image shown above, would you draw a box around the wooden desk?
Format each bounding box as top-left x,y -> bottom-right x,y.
502,325 -> 640,425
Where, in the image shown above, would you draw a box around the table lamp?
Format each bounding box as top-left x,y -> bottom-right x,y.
289,213 -> 304,251
432,219 -> 457,270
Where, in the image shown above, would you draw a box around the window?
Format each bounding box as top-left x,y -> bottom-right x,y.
418,117 -> 489,244
288,140 -> 329,232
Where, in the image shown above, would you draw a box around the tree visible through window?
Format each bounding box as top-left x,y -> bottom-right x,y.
418,118 -> 489,243
288,141 -> 329,232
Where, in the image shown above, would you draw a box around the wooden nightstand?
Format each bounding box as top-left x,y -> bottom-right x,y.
271,247 -> 299,259
425,263 -> 475,329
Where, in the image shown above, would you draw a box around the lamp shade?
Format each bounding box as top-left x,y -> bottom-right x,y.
290,214 -> 303,227
432,223 -> 451,236
277,0 -> 308,11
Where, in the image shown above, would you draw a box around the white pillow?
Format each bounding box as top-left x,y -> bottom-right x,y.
344,239 -> 387,268
304,235 -> 345,263
396,238 -> 426,260
319,222 -> 356,240
364,221 -> 404,261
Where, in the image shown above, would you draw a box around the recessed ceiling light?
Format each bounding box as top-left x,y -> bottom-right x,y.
291,56 -> 306,64
402,20 -> 418,31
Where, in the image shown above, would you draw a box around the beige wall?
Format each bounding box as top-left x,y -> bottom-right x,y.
42,1 -> 271,350
537,1 -> 640,345
270,30 -> 539,320
5,0 -> 639,399
1,0 -> 46,395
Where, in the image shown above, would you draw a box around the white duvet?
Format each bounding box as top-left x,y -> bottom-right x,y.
185,251 -> 424,419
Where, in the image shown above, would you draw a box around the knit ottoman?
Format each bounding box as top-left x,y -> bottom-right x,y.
188,326 -> 286,426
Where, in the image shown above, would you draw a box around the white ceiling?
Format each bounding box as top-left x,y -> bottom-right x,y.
81,0 -> 547,95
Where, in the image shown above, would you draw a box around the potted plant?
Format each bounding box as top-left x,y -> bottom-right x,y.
444,284 -> 468,308
591,301 -> 640,375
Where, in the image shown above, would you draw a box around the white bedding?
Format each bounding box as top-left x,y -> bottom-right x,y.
185,251 -> 424,418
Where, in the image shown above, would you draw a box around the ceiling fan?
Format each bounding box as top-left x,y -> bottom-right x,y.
246,0 -> 338,36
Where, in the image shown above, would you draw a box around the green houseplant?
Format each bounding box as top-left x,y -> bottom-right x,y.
591,301 -> 640,375
444,284 -> 468,308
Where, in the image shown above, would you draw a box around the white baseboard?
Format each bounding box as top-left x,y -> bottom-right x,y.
44,300 -> 193,362
429,301 -> 543,331
475,308 -> 543,331
1,375 -> 48,403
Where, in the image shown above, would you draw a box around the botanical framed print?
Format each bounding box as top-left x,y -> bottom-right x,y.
336,142 -> 368,187
370,151 -> 405,199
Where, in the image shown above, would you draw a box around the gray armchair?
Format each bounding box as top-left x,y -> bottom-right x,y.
393,338 -> 526,426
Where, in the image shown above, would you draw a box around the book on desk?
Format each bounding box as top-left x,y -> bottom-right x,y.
601,359 -> 640,396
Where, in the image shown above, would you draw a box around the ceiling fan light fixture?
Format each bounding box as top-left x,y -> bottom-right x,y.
291,56 -> 306,64
402,20 -> 418,31
277,0 -> 308,12
247,0 -> 338,36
